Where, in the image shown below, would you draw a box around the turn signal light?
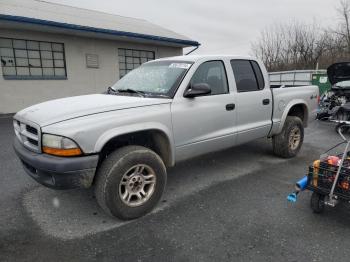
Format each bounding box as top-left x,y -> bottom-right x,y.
42,147 -> 82,157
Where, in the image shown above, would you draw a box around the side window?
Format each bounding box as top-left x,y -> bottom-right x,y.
230,60 -> 261,92
190,60 -> 228,95
251,61 -> 265,90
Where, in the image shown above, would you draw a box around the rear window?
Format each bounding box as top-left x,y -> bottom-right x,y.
230,60 -> 264,92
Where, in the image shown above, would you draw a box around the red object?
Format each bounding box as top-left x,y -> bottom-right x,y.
327,156 -> 340,166
341,181 -> 350,190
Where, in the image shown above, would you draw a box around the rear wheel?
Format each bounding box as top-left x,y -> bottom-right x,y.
94,145 -> 167,220
272,116 -> 304,158
310,192 -> 325,214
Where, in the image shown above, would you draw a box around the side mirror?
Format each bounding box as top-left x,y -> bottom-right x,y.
184,83 -> 211,98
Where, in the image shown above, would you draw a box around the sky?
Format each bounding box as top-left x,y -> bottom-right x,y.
49,0 -> 339,55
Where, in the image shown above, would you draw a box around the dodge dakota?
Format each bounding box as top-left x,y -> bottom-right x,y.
13,55 -> 319,219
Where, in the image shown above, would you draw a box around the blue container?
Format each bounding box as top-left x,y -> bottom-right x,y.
296,176 -> 308,191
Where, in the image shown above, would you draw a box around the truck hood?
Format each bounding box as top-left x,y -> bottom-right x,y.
15,94 -> 171,127
327,62 -> 350,85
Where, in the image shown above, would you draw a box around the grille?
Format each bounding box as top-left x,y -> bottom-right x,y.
13,119 -> 41,152
26,125 -> 38,135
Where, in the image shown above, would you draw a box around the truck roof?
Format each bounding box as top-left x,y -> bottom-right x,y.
156,55 -> 256,63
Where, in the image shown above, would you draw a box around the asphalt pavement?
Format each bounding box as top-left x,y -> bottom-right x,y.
1,117 -> 350,262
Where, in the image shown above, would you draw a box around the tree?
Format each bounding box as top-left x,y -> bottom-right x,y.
251,0 -> 350,71
251,22 -> 328,71
336,0 -> 350,54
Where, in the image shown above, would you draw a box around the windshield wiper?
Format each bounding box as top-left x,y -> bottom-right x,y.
116,88 -> 146,97
106,86 -> 117,94
154,94 -> 170,98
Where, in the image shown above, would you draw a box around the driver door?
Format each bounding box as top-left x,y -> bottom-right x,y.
171,60 -> 237,161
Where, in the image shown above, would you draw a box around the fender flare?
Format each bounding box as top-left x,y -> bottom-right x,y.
276,100 -> 308,134
94,122 -> 175,166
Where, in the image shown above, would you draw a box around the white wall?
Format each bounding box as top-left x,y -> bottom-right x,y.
0,29 -> 182,113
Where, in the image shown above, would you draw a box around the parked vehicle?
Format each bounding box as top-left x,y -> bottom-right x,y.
317,62 -> 350,123
13,55 -> 319,220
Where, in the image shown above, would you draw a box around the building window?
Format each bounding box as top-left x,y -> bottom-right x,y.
0,37 -> 67,80
118,48 -> 155,78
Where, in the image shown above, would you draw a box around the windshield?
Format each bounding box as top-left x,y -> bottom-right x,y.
111,60 -> 193,97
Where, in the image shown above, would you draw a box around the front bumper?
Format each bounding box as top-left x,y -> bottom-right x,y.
13,138 -> 99,189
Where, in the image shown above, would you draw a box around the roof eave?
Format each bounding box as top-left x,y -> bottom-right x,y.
0,14 -> 200,47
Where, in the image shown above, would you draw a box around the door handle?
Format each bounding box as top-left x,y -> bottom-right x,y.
262,99 -> 270,105
226,103 -> 235,111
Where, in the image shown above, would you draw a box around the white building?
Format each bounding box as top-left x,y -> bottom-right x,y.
0,0 -> 199,114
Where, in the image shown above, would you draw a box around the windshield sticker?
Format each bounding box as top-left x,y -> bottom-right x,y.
169,63 -> 191,69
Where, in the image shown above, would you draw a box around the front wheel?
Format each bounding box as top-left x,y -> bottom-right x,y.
94,146 -> 167,220
272,116 -> 304,158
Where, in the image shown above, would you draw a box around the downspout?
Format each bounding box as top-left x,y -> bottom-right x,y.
185,45 -> 200,55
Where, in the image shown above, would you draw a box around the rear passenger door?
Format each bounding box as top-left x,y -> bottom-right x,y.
230,59 -> 272,144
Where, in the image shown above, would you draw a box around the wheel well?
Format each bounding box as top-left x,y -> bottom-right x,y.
287,104 -> 308,126
98,130 -> 173,168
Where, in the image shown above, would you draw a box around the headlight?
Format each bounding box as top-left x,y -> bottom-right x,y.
42,134 -> 82,157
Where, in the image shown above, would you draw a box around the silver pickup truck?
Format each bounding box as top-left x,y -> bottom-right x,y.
13,55 -> 319,219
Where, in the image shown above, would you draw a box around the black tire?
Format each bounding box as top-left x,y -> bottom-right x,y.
272,116 -> 304,158
335,123 -> 350,134
334,109 -> 348,122
94,145 -> 167,220
310,192 -> 325,214
316,112 -> 329,121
